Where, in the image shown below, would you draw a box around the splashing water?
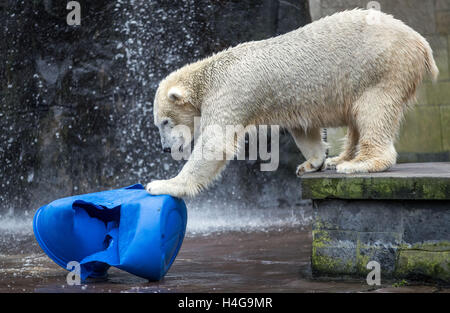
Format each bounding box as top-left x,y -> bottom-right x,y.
0,1 -> 313,241
0,202 -> 312,239
185,200 -> 312,236
0,213 -> 33,236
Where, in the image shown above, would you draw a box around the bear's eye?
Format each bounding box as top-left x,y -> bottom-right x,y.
162,120 -> 169,126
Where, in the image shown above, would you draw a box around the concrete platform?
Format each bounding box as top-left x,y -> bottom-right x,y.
302,163 -> 450,200
301,163 -> 450,283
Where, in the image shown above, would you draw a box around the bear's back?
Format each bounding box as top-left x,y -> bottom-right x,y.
207,9 -> 424,104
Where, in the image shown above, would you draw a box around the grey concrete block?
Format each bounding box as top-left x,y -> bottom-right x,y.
311,199 -> 450,281
401,201 -> 450,244
313,229 -> 402,275
313,200 -> 404,233
358,231 -> 402,273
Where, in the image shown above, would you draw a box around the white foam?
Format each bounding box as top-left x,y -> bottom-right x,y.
0,205 -> 312,237
185,206 -> 312,236
0,214 -> 33,236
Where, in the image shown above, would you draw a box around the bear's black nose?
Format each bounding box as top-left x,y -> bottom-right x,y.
163,147 -> 171,153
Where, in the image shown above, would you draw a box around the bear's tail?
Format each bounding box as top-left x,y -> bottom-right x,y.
420,37 -> 439,83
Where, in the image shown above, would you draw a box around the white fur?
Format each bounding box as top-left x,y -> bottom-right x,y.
146,9 -> 438,198
168,86 -> 184,102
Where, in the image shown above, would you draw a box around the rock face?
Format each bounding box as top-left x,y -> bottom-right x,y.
0,1 -> 311,213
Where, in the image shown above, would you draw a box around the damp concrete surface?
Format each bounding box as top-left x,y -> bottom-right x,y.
0,218 -> 448,293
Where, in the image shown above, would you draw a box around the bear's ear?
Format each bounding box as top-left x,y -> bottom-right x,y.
168,86 -> 185,103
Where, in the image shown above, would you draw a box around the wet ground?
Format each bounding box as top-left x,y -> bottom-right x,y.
1,227 -> 448,293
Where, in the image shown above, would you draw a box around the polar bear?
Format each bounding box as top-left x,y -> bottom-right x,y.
146,9 -> 438,198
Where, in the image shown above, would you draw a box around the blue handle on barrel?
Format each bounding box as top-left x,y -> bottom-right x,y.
33,184 -> 187,281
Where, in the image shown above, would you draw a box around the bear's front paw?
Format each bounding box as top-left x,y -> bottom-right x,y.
145,178 -> 197,198
146,180 -> 179,197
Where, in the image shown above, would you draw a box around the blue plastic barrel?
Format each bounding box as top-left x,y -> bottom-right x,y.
33,184 -> 187,281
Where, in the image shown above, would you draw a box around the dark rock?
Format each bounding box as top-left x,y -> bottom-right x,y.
0,1 -> 311,213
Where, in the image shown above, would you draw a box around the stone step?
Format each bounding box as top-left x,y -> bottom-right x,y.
301,163 -> 450,283
302,162 -> 450,200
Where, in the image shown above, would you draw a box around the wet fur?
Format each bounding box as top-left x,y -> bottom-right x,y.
147,9 -> 438,198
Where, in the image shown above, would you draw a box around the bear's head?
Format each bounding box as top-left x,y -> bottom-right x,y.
153,73 -> 200,155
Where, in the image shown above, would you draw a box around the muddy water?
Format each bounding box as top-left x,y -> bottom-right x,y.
0,205 -> 448,293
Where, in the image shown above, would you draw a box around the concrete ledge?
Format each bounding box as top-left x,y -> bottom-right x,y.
302,163 -> 450,283
302,163 -> 450,200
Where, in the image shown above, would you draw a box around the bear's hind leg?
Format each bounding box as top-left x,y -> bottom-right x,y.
289,127 -> 327,176
336,88 -> 402,174
324,124 -> 359,169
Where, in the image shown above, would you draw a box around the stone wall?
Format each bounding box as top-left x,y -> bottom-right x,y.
309,0 -> 450,162
302,163 -> 450,282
